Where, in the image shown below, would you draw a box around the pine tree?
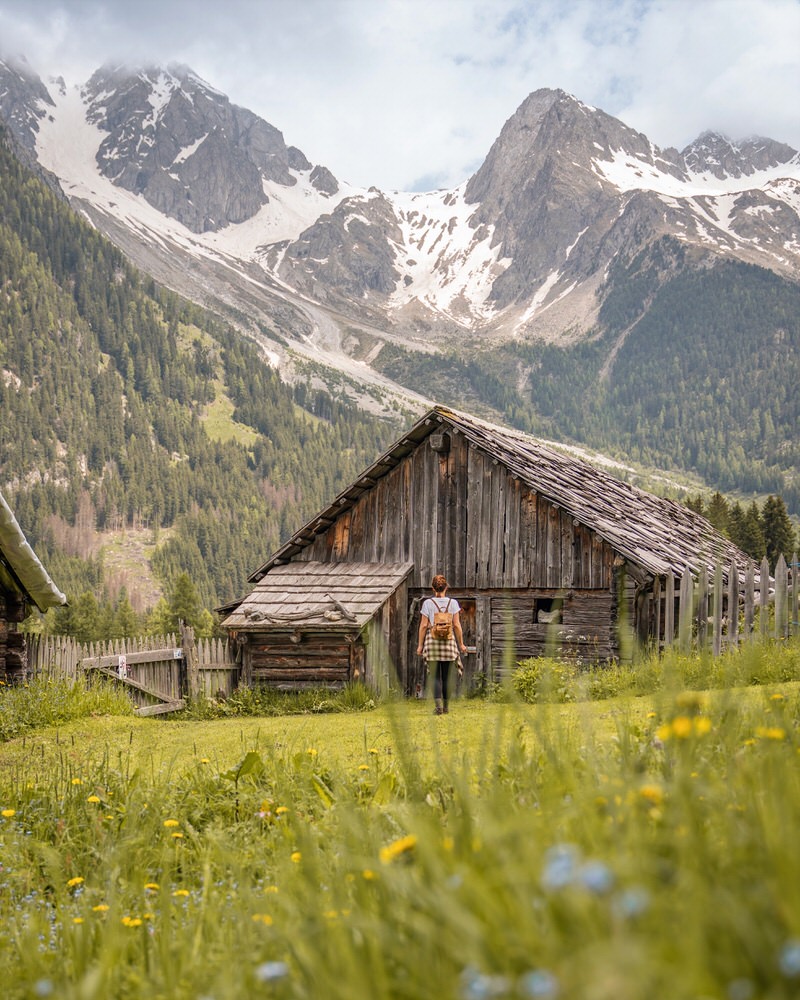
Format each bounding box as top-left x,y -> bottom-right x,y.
761,496 -> 796,568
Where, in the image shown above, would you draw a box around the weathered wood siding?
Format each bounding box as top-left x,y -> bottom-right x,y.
0,590 -> 28,682
297,433 -> 617,593
244,631 -> 356,689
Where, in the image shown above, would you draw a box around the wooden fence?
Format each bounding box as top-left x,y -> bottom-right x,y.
653,552 -> 797,654
27,629 -> 239,706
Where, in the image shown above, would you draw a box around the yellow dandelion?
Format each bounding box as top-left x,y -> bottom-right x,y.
694,717 -> 712,735
71,778 -> 83,786
756,726 -> 786,741
362,869 -> 377,880
671,716 -> 693,739
306,748 -> 318,757
358,764 -> 370,771
92,904 -> 110,913
743,738 -> 757,747
655,723 -> 672,741
200,758 -> 210,764
163,819 -> 180,828
276,806 -> 289,815
368,747 -> 379,755
323,909 -> 339,920
122,916 -> 143,928
144,882 -> 160,891
291,851 -> 302,863
72,917 -> 84,925
143,912 -> 155,920
171,832 -> 184,840
1,808 -> 15,818
770,693 -> 785,701
379,834 -> 418,864
646,711 -> 657,719
67,877 -> 85,888
252,913 -> 274,925
172,889 -> 190,898
87,795 -> 101,804
639,784 -> 664,806
265,885 -> 280,894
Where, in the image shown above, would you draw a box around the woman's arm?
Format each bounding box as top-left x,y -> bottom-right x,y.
416,614 -> 430,655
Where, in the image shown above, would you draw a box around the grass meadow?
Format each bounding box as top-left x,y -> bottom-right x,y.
1,643 -> 800,999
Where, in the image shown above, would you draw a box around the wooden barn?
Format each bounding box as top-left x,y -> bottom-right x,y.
222,405 -> 753,693
0,489 -> 67,682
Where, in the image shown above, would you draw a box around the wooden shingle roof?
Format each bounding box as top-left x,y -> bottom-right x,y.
0,489 -> 66,612
249,405 -> 754,584
222,562 -> 413,631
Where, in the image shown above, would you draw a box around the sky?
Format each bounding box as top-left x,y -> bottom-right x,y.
1,0 -> 798,191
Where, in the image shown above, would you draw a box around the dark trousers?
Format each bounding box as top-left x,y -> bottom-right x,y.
433,660 -> 452,705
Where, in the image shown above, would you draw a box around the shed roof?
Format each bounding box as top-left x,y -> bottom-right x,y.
250,405 -> 754,584
0,489 -> 67,612
222,561 -> 413,631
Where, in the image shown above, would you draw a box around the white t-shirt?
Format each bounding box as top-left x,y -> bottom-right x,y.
421,596 -> 461,622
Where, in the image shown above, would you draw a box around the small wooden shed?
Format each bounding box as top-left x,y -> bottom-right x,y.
0,488 -> 67,682
221,562 -> 413,689
224,405 -> 754,693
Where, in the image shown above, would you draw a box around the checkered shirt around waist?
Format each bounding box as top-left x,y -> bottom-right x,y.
423,631 -> 459,663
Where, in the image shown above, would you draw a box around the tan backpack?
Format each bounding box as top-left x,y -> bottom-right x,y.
431,598 -> 454,640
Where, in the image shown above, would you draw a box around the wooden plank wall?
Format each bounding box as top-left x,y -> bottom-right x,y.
300,433 -> 617,594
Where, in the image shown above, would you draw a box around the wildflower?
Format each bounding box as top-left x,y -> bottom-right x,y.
264,885 -> 279,894
358,764 -> 370,771
72,917 -> 84,925
87,795 -> 101,803
67,877 -> 85,888
92,904 -> 109,913
34,980 -> 53,997
694,717 -> 712,735
671,716 -> 693,738
459,966 -> 510,1000
163,819 -> 180,828
306,748 -> 318,757
639,784 -> 664,806
577,861 -> 614,896
255,961 -> 289,983
251,913 -> 273,925
122,916 -> 143,928
276,806 -> 289,815
756,727 -> 786,741
144,882 -> 160,891
71,778 -> 83,786
362,869 -> 377,880
646,711 -> 657,719
291,851 -> 302,863
612,886 -> 650,919
540,844 -> 579,891
1,808 -> 15,818
172,889 -> 190,898
142,912 -> 154,920
770,693 -> 785,701
379,834 -> 418,864
519,969 -> 560,998
779,939 -> 800,978
200,758 -> 210,763
171,832 -> 184,840
368,747 -> 379,755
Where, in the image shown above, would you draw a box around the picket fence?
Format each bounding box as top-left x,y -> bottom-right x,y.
22,552 -> 798,700
27,628 -> 239,702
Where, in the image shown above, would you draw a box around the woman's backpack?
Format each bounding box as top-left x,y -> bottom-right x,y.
431,599 -> 454,640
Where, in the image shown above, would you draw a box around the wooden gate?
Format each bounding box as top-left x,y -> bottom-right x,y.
81,644 -> 186,716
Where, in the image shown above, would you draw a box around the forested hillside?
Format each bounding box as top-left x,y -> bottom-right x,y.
0,128 -> 403,621
376,241 -> 800,514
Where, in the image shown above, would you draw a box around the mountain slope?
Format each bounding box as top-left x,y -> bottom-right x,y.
2,56 -> 799,514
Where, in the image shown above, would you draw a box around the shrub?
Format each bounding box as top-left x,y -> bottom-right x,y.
512,657 -> 577,704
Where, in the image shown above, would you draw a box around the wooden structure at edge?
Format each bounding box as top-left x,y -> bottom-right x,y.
222,406 -> 757,694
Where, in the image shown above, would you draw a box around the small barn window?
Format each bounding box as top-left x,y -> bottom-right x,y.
533,597 -> 562,625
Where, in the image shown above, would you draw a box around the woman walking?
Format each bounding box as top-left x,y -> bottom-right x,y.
416,574 -> 468,714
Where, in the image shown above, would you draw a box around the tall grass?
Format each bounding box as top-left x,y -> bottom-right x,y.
1,646 -> 800,998
0,676 -> 133,742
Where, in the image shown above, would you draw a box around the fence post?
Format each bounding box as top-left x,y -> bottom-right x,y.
678,571 -> 693,652
774,554 -> 788,641
727,561 -> 739,649
697,567 -> 709,651
791,551 -> 799,639
664,571 -> 675,648
712,563 -> 723,657
744,564 -> 755,641
180,623 -> 200,700
759,557 -> 770,640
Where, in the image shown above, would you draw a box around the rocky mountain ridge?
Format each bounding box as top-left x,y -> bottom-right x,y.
1,55 -> 799,397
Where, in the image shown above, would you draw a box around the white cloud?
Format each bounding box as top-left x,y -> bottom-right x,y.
1,0 -> 798,190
